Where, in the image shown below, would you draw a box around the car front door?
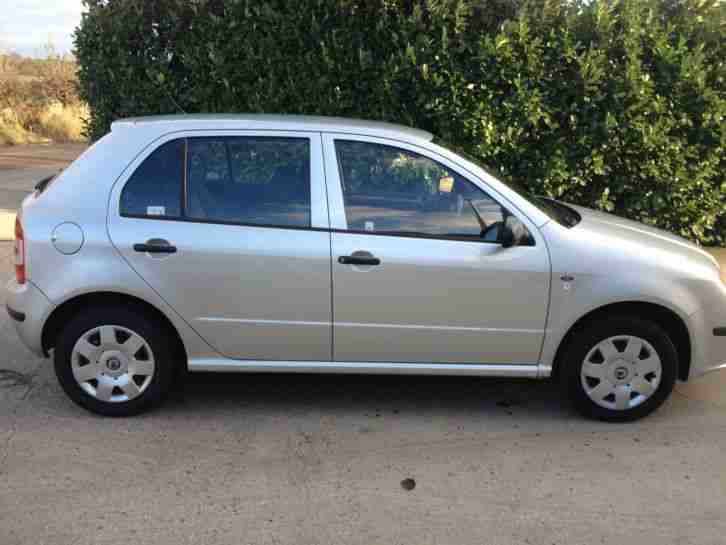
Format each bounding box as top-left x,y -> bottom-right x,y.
323,134 -> 550,365
108,131 -> 332,361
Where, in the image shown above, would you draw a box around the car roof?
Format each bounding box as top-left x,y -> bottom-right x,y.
111,114 -> 434,142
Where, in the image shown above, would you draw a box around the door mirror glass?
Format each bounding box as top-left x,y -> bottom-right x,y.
501,213 -> 533,248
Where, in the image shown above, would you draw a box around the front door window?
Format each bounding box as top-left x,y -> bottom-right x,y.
335,140 -> 505,242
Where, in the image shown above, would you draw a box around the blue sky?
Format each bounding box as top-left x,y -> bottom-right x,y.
0,0 -> 84,57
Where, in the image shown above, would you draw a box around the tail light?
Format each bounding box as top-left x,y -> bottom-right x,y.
14,217 -> 25,284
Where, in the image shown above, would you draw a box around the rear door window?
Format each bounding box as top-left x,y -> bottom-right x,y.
186,137 -> 311,228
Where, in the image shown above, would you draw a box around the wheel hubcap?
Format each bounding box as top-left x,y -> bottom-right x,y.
580,335 -> 662,411
71,325 -> 155,403
107,357 -> 122,371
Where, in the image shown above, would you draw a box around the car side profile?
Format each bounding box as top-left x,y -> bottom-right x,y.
6,114 -> 726,420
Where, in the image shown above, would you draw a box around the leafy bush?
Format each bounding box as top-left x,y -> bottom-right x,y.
75,0 -> 725,244
0,50 -> 86,144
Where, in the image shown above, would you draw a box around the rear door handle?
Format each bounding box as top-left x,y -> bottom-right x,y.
133,239 -> 177,254
338,254 -> 381,266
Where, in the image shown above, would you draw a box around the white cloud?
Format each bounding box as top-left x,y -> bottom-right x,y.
0,0 -> 84,56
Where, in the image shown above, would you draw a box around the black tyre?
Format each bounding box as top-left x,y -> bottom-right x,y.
54,305 -> 177,416
561,316 -> 677,422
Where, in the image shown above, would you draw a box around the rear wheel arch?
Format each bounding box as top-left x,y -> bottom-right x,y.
41,292 -> 187,369
552,301 -> 692,382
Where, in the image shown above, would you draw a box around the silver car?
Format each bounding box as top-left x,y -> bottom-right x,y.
6,115 -> 726,420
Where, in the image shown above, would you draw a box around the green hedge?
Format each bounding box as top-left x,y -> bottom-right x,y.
75,0 -> 725,245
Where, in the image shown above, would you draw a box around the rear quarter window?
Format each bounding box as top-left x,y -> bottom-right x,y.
120,140 -> 184,218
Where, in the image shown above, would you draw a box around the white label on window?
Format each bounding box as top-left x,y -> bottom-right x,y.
147,206 -> 166,216
364,221 -> 375,232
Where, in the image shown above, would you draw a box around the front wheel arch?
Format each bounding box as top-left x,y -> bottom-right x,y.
552,301 -> 691,382
41,291 -> 187,370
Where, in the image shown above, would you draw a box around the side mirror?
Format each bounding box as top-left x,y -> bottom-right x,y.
500,213 -> 531,248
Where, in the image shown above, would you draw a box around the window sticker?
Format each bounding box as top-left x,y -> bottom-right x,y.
147,206 -> 166,216
364,221 -> 375,232
438,176 -> 454,193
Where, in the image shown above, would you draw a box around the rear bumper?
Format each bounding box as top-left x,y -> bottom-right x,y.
5,279 -> 53,358
6,304 -> 25,322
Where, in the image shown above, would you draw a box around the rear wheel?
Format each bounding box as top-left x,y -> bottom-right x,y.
54,306 -> 176,416
561,316 -> 677,422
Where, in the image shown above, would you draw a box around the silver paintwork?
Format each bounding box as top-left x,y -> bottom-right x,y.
330,233 -> 548,364
5,114 -> 726,385
580,335 -> 662,410
51,222 -> 84,255
187,358 -> 540,377
322,133 -> 549,364
71,325 -> 155,402
5,279 -> 51,355
538,205 -> 726,378
107,130 -> 331,361
112,114 -> 434,142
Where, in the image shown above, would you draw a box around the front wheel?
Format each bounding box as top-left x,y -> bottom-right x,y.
561,316 -> 677,422
54,306 -> 177,416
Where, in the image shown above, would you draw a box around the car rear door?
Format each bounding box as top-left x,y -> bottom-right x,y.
108,131 -> 332,361
323,133 -> 550,365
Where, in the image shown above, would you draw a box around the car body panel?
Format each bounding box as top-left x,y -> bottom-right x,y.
112,114 -> 435,142
329,232 -> 549,364
5,114 -> 726,383
321,133 -> 550,365
187,358 -> 541,377
13,186 -> 216,361
106,131 -> 333,361
5,278 -> 51,357
568,204 -> 719,270
537,207 -> 725,377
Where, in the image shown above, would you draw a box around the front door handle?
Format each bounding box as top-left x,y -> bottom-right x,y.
133,239 -> 177,254
338,253 -> 381,266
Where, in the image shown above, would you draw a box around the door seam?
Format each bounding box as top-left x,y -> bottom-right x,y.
319,131 -> 335,361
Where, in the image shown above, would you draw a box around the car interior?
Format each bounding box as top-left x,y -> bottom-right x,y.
185,137 -> 311,227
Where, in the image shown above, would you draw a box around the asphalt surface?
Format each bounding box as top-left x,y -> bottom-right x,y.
0,144 -> 87,239
1,145 -> 726,544
0,143 -> 86,208
0,244 -> 726,544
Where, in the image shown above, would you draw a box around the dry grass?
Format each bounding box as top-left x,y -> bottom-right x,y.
0,122 -> 31,145
1,51 -> 87,145
0,102 -> 87,145
0,108 -> 46,145
34,102 -> 88,143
